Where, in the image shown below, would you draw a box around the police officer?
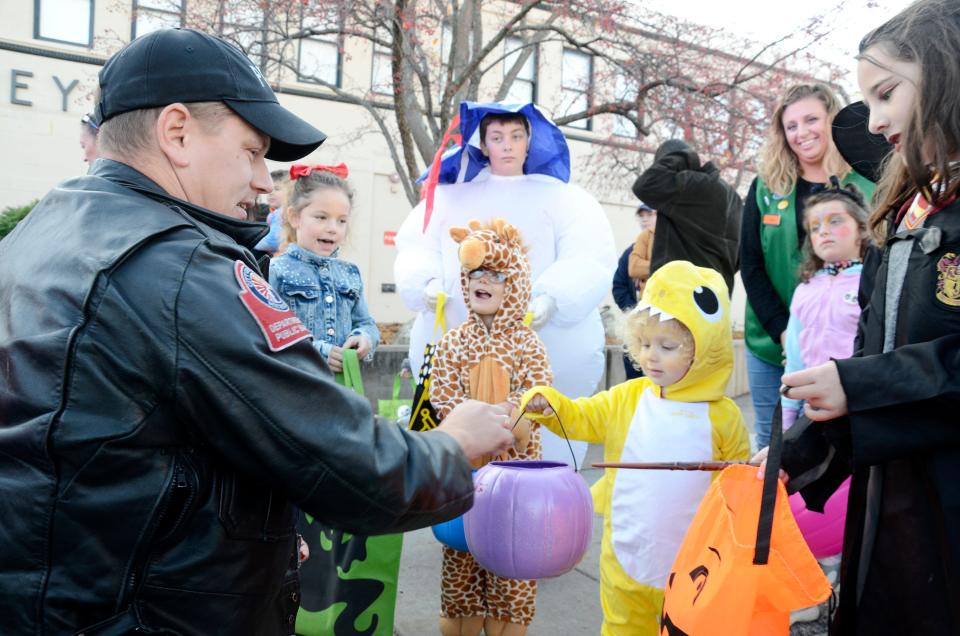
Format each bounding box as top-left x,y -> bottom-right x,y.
0,28 -> 514,634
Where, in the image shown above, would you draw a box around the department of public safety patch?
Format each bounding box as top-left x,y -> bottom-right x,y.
234,260 -> 311,351
936,252 -> 960,307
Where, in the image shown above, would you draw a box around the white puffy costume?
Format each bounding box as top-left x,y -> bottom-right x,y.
394,101 -> 616,464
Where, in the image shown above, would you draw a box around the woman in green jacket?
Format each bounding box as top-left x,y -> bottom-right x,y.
739,83 -> 874,449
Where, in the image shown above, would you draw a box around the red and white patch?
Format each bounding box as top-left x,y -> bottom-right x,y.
234,261 -> 311,352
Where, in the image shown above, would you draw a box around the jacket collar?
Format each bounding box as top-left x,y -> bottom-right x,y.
89,159 -> 269,249
283,243 -> 341,264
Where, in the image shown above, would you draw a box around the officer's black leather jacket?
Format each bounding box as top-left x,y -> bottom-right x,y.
0,160 -> 474,635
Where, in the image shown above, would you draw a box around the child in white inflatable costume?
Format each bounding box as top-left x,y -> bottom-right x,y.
394,101 -> 615,464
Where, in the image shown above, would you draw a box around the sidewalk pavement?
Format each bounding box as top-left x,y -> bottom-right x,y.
394,394 -> 771,635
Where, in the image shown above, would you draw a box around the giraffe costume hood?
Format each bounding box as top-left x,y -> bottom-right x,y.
430,218 -> 551,456
450,218 -> 532,336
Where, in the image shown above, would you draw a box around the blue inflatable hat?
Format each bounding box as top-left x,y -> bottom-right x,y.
418,101 -> 571,185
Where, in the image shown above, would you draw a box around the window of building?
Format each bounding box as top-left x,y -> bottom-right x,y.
560,49 -> 592,130
439,21 -> 474,94
612,71 -> 639,138
131,0 -> 182,39
371,28 -> 393,95
219,4 -> 266,67
299,6 -> 341,87
502,36 -> 537,104
36,0 -> 94,47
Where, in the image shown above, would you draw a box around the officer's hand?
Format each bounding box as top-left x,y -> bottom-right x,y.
327,346 -> 344,372
527,295 -> 557,330
343,335 -> 372,359
436,400 -> 513,462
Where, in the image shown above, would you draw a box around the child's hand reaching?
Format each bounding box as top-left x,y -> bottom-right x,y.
327,346 -> 344,372
343,334 -> 372,359
524,392 -> 554,416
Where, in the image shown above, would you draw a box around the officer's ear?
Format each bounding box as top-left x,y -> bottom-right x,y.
155,103 -> 193,168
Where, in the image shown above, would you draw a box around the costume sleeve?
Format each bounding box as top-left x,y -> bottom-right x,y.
508,331 -> 553,405
836,333 -> 960,465
254,210 -> 282,253
428,330 -> 469,420
781,415 -> 853,513
781,306 -> 804,412
631,150 -> 706,209
394,200 -> 443,313
349,273 -> 380,358
173,245 -> 474,535
710,398 -> 751,462
519,385 -> 620,444
627,231 -> 651,280
739,178 -> 790,341
533,187 -> 616,326
612,246 -> 638,312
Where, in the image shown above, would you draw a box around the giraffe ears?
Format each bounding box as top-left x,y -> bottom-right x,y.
491,218 -> 519,245
450,227 -> 470,243
468,220 -> 482,231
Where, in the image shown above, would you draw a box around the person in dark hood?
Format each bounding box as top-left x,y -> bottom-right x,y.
631,139 -> 741,294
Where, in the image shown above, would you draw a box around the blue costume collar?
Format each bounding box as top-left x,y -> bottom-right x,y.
418,101 -> 571,185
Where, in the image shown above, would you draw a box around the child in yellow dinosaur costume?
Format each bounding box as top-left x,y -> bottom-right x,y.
430,218 -> 552,636
522,260 -> 750,636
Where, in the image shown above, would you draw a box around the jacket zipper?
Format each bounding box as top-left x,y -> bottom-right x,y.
121,455 -> 193,609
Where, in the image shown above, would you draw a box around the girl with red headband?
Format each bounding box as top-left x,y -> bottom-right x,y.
269,163 -> 379,372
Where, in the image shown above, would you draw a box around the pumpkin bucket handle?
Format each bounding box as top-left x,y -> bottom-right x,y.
511,407 -> 579,472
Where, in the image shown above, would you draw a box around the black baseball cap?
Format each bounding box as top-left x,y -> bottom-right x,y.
832,101 -> 892,183
96,28 -> 326,162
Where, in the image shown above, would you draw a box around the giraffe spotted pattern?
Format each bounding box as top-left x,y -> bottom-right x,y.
430,219 -> 552,625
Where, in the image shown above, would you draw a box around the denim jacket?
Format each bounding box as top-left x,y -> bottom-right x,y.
269,244 -> 380,360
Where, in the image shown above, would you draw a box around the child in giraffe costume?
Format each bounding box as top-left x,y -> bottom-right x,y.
430,218 -> 552,636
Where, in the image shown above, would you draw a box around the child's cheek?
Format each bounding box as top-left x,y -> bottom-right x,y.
833,225 -> 852,237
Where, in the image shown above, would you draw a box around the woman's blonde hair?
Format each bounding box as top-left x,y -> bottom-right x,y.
758,84 -> 851,195
623,308 -> 695,371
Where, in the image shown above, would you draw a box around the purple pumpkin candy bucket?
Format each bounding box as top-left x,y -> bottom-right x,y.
463,460 -> 593,580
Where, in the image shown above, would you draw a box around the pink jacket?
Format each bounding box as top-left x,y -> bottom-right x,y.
782,265 -> 862,427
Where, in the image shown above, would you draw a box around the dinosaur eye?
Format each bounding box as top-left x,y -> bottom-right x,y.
693,286 -> 722,323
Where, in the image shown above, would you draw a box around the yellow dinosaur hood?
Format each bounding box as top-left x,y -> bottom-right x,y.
637,260 -> 732,403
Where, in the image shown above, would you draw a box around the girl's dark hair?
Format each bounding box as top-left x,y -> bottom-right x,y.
280,171 -> 354,251
798,185 -> 873,282
858,0 -> 960,239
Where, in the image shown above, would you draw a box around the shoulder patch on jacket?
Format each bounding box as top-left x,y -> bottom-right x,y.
234,260 -> 311,351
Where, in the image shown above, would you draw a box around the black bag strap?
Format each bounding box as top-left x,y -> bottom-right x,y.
753,402 -> 783,565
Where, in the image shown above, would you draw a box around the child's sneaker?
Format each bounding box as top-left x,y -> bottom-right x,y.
819,554 -> 841,586
790,605 -> 821,625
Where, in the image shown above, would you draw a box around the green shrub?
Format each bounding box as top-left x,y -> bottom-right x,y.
0,201 -> 37,240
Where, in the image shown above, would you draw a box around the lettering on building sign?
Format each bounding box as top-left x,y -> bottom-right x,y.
383,231 -> 397,246
9,69 -> 81,112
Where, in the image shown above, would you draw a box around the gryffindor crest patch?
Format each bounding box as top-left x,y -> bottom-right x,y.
936,252 -> 960,307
